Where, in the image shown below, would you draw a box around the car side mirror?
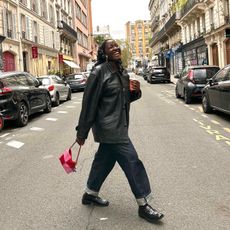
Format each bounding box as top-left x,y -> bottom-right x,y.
35,79 -> 42,87
208,78 -> 213,85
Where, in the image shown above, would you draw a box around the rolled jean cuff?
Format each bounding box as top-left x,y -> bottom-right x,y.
136,193 -> 153,206
85,187 -> 99,196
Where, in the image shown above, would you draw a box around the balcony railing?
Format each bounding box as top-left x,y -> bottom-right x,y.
57,20 -> 78,41
180,0 -> 203,18
7,29 -> 12,38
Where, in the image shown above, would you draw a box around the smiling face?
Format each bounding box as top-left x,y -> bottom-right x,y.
104,40 -> 121,61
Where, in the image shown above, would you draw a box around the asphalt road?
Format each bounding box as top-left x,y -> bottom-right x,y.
0,76 -> 230,230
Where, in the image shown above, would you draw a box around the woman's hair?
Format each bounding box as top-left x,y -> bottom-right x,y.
94,39 -> 111,66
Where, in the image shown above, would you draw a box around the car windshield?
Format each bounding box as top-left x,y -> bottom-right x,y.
67,74 -> 83,80
38,78 -> 51,85
153,68 -> 166,73
193,68 -> 220,79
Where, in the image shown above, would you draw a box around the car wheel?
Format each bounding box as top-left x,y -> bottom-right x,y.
0,115 -> 4,131
54,93 -> 60,106
184,89 -> 191,104
202,94 -> 212,113
175,86 -> 181,98
67,89 -> 72,100
16,102 -> 29,127
44,94 -> 52,113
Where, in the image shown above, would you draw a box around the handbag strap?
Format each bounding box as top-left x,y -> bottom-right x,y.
69,141 -> 82,164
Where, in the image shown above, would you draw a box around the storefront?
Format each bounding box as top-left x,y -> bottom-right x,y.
181,37 -> 208,67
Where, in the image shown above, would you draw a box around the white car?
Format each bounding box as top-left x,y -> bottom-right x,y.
37,75 -> 71,106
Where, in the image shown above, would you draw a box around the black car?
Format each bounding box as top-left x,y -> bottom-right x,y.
65,73 -> 87,92
0,71 -> 52,127
0,112 -> 3,131
175,65 -> 220,104
202,65 -> 230,115
147,66 -> 170,83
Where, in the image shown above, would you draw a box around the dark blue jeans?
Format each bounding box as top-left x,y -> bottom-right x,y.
87,139 -> 151,199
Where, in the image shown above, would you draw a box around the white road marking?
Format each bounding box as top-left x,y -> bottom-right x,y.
73,102 -> 81,104
211,120 -> 220,125
202,114 -> 208,118
100,218 -> 108,221
30,127 -> 45,131
223,128 -> 230,133
6,140 -> 24,149
46,118 -> 58,121
57,111 -> 68,114
189,108 -> 195,111
66,106 -> 76,108
0,133 -> 10,138
43,155 -> 54,159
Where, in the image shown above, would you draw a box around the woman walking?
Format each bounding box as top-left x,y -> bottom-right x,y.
76,39 -> 164,223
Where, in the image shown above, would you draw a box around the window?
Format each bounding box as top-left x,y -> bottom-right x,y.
209,7 -> 214,29
33,21 -> 38,43
6,10 -> 13,38
41,0 -> 47,19
31,0 -> 38,13
16,74 -> 30,86
76,3 -> 81,20
21,14 -> 26,39
49,5 -> 55,24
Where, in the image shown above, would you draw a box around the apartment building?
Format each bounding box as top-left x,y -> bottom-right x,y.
125,20 -> 151,67
0,0 -> 93,75
149,0 -> 230,74
72,0 -> 91,71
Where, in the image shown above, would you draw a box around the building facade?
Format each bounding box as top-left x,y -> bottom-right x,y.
149,0 -> 230,74
0,0 -> 93,75
125,20 -> 151,68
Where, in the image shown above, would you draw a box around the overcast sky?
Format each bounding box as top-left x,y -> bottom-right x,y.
91,0 -> 150,39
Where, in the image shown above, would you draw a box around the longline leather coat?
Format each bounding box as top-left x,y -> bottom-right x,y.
76,62 -> 141,143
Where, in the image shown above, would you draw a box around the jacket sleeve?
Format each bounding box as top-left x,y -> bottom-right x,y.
76,69 -> 103,139
130,89 -> 142,102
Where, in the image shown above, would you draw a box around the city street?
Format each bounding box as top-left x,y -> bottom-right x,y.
0,75 -> 230,230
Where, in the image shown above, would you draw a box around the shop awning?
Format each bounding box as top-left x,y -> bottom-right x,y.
63,60 -> 80,69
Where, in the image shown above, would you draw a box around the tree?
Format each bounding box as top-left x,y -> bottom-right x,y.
116,39 -> 132,68
94,35 -> 105,46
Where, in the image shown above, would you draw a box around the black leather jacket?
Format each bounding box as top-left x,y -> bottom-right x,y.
76,62 -> 141,143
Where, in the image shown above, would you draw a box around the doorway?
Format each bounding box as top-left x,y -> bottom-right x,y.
212,43 -> 219,66
226,39 -> 230,64
3,51 -> 15,72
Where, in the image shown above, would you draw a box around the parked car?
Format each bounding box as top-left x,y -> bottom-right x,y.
37,75 -> 71,106
147,66 -> 170,83
175,65 -> 220,104
0,71 -> 52,127
65,73 -> 87,92
0,112 -> 3,131
202,65 -> 230,115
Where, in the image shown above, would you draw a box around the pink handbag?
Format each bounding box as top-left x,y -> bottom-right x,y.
59,141 -> 81,174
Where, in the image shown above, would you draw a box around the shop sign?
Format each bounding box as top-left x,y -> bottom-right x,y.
31,46 -> 38,59
59,54 -> 63,63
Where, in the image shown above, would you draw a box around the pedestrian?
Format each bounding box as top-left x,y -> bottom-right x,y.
76,39 -> 164,223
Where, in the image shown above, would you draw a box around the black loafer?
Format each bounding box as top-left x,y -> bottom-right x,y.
82,193 -> 109,207
138,204 -> 164,223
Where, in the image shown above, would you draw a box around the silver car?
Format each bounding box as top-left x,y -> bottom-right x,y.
37,75 -> 71,106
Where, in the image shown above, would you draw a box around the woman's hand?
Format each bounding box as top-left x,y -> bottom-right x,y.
76,137 -> 85,146
130,80 -> 140,92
